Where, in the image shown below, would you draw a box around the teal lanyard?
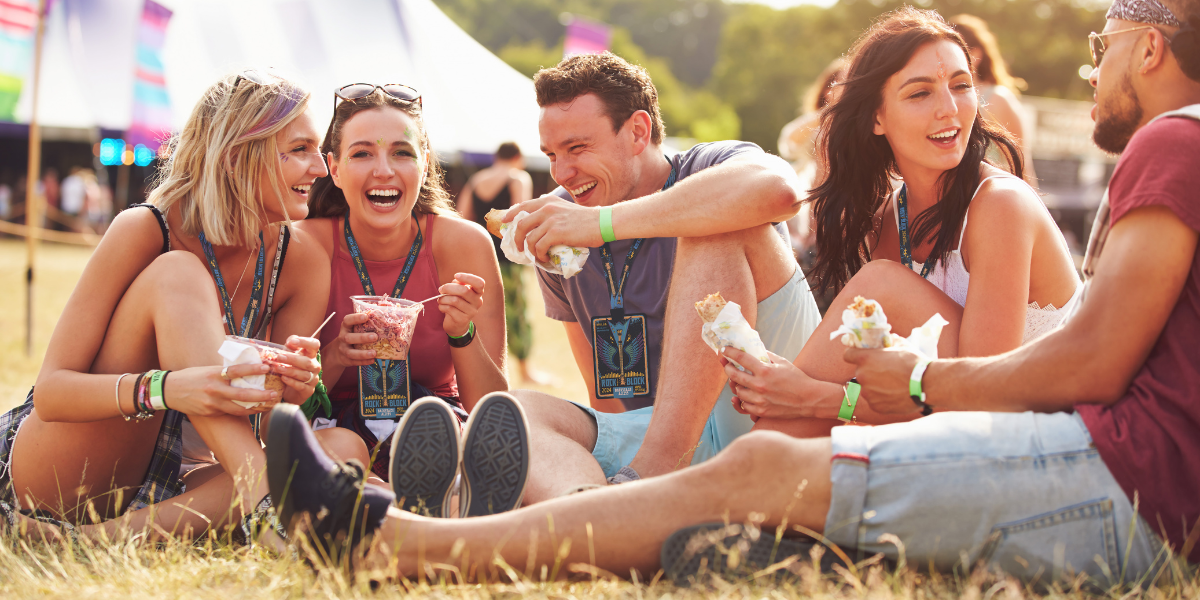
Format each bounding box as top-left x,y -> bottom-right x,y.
198,231 -> 266,337
896,185 -> 934,279
343,215 -> 422,298
598,157 -> 678,322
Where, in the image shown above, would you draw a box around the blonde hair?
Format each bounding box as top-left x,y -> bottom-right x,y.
308,90 -> 455,219
148,73 -> 311,247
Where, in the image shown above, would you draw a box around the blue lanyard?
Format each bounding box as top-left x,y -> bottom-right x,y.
199,231 -> 266,337
344,215 -> 422,298
896,185 -> 934,279
598,157 -> 678,322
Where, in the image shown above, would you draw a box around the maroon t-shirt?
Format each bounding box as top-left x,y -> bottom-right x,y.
1076,115 -> 1200,562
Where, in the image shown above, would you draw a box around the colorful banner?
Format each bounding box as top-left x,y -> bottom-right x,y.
0,0 -> 37,121
127,0 -> 172,151
563,16 -> 611,58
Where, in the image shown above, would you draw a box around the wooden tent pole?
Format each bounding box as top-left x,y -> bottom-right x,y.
24,0 -> 47,357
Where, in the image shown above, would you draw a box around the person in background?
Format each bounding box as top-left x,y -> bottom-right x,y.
456,142 -> 548,385
60,168 -> 86,223
951,14 -> 1038,185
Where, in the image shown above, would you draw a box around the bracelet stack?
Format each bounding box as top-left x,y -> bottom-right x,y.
120,370 -> 171,422
448,321 -> 476,348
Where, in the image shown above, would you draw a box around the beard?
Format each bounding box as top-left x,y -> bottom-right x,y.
1092,69 -> 1144,155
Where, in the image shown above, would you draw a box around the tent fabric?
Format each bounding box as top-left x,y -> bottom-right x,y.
11,0 -> 544,162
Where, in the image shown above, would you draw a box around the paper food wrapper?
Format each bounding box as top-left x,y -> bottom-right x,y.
218,339 -> 288,408
829,296 -> 948,359
498,210 -> 589,278
699,299 -> 770,371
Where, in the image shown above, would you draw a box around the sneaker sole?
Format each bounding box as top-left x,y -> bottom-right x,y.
389,398 -> 461,517
265,404 -> 302,531
661,522 -> 844,585
460,392 -> 530,517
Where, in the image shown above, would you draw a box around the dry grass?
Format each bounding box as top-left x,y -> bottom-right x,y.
0,238 -> 1195,598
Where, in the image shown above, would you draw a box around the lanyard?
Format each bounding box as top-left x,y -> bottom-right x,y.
599,157 -> 678,322
896,185 -> 934,279
199,230 -> 266,337
344,215 -> 422,298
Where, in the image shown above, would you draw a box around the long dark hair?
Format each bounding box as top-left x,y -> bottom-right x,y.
808,7 -> 1023,296
307,90 -> 455,218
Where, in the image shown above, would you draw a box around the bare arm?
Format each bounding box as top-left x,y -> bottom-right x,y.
434,217 -> 508,412
456,181 -> 475,222
508,153 -> 802,262
846,206 -> 1197,414
563,321 -> 624,413
511,169 -> 533,204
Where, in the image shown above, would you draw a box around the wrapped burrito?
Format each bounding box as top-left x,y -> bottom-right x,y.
829,296 -> 949,359
486,209 -> 589,278
218,336 -> 293,408
695,292 -> 770,371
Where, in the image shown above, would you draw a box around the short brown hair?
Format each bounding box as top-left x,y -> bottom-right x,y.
495,141 -> 521,160
534,52 -> 665,144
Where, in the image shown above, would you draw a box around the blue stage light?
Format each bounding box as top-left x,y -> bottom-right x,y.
134,144 -> 154,167
99,139 -> 125,166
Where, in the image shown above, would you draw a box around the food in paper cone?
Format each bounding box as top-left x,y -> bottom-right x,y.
219,336 -> 295,408
828,296 -> 949,359
695,292 -> 770,371
351,295 -> 422,360
489,209 -> 589,278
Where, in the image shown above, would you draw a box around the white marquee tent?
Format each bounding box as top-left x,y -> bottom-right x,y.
11,0 -> 545,164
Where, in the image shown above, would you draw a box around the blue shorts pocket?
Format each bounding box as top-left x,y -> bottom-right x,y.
979,497 -> 1120,585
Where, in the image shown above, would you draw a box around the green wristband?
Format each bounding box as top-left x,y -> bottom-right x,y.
599,206 -> 616,243
148,370 -> 169,411
837,379 -> 861,423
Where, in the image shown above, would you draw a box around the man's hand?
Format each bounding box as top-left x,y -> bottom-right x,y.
843,347 -> 926,415
503,194 -> 602,261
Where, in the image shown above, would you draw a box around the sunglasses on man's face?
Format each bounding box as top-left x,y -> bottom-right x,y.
1088,26 -> 1166,67
334,83 -> 422,107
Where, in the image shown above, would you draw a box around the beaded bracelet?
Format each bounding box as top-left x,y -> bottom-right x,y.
132,371 -> 155,421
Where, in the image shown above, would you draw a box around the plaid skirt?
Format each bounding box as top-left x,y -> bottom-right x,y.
0,388 -> 185,511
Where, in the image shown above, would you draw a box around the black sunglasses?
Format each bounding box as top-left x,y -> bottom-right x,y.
233,69 -> 278,88
334,83 -> 422,108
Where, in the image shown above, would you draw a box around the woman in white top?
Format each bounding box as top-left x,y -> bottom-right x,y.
722,9 -> 1080,438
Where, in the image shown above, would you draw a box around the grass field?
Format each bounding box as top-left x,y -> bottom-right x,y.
0,238 -> 1194,599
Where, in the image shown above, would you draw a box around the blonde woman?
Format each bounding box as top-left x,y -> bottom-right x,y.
0,70 -> 329,540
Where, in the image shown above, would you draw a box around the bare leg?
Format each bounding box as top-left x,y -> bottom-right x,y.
11,251 -> 268,525
755,260 -> 964,438
631,225 -> 796,475
315,428 -> 388,488
365,431 -> 832,580
514,390 -> 606,504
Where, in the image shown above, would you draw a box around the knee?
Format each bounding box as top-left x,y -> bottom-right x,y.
315,428 -> 371,464
705,431 -> 798,482
843,260 -> 912,295
511,389 -> 595,445
143,251 -> 220,307
677,223 -> 774,253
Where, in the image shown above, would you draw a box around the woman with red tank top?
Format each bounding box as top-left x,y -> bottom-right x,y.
295,85 -> 507,486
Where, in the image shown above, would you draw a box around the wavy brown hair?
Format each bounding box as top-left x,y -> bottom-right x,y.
808,7 -> 1023,296
307,90 -> 454,218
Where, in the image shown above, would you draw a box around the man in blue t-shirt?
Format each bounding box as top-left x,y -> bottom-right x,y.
505,53 -> 821,503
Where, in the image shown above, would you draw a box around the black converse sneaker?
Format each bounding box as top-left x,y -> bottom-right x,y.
266,404 -> 394,555
460,392 -> 530,517
388,398 -> 462,517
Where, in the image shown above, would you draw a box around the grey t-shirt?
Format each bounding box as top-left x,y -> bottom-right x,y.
538,140 -> 789,410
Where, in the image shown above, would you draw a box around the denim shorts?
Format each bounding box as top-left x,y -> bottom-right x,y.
824,411 -> 1167,585
574,267 -> 821,477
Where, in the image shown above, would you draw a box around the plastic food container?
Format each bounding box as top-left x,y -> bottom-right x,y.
351,295 -> 423,360
225,335 -> 295,397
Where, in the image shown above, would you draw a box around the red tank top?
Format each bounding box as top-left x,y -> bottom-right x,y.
319,214 -> 458,398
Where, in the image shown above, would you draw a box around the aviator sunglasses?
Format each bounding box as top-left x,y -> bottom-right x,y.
1088,26 -> 1170,67
334,83 -> 422,107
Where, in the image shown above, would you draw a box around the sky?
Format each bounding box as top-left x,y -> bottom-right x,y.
729,0 -> 839,8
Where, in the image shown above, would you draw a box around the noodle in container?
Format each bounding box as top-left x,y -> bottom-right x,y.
351,295 -> 423,360
218,336 -> 295,408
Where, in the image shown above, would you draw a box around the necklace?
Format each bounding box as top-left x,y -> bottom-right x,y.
228,237 -> 260,305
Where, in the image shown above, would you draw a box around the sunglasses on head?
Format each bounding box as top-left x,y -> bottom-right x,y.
233,69 -> 280,88
334,83 -> 422,108
1088,26 -> 1170,67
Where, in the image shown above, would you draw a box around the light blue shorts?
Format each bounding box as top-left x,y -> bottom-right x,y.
574,267 -> 821,477
824,411 -> 1167,585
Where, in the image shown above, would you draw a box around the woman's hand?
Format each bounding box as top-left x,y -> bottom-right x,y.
273,335 -> 323,404
162,364 -> 280,417
325,313 -> 379,372
723,348 -> 824,420
843,346 -> 925,415
438,272 -> 485,338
